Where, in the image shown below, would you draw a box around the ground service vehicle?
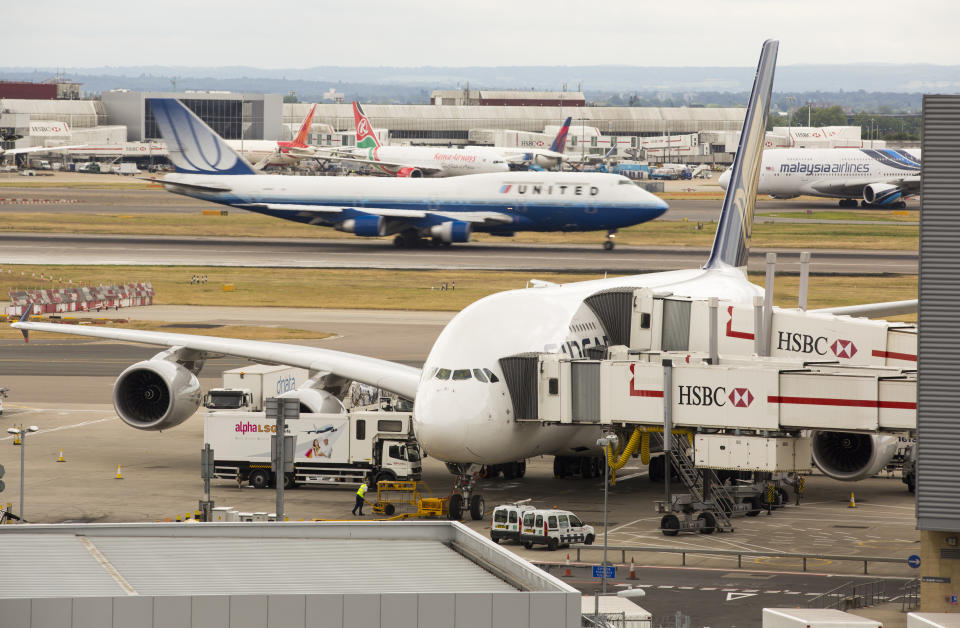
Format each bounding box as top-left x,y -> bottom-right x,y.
520,508 -> 595,550
490,502 -> 536,544
204,410 -> 421,489
203,364 -> 307,412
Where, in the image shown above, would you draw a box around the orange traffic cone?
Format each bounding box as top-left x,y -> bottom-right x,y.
115,465 -> 123,480
848,491 -> 856,508
57,449 -> 65,462
564,553 -> 572,577
629,557 -> 637,580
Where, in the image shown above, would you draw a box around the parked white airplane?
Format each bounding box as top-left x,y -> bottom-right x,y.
222,103 -> 322,169
718,147 -> 921,208
138,98 -> 668,249
12,40 -> 913,520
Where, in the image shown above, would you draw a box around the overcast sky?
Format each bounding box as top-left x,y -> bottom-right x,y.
8,0 -> 956,68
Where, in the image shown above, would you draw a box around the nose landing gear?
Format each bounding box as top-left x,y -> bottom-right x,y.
446,462 -> 486,521
603,230 -> 616,251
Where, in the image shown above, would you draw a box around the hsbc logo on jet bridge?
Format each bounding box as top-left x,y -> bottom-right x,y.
776,331 -> 858,359
677,386 -> 754,408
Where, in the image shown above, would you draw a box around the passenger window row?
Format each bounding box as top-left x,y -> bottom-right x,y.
431,367 -> 500,383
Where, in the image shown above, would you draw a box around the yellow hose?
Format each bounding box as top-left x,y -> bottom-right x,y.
603,427 -> 694,485
640,431 -> 651,465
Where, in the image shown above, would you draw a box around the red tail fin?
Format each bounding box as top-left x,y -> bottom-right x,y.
353,101 -> 381,149
292,104 -> 317,147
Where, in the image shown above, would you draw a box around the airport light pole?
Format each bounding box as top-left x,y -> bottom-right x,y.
7,425 -> 39,522
596,434 -> 618,597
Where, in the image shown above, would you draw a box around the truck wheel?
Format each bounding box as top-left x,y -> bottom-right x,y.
523,541 -> 533,549
469,495 -> 485,521
375,470 -> 396,486
448,494 -> 464,520
744,497 -> 761,517
660,514 -> 680,536
585,534 -> 595,545
490,534 -> 500,544
384,504 -> 396,516
547,537 -> 559,551
249,470 -> 271,490
283,473 -> 296,490
697,511 -> 716,534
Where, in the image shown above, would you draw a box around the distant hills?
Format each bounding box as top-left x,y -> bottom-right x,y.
2,64 -> 957,109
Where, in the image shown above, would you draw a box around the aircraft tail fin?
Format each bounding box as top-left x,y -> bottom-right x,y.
704,39 -> 778,270
549,116 -> 572,154
291,104 -> 317,147
353,102 -> 382,150
147,98 -> 256,176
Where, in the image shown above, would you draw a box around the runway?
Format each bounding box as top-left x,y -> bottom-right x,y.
0,231 -> 918,274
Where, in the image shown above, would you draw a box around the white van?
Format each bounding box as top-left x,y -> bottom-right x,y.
490,502 -> 536,544
520,508 -> 595,550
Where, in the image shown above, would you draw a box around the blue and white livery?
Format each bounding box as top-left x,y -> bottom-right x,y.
148,98 -> 668,249
719,147 -> 921,208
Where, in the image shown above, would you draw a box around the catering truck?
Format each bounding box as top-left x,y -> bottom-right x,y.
203,364 -> 307,412
203,409 -> 421,489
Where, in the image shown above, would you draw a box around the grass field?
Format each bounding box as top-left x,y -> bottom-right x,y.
0,211 -> 919,250
0,264 -> 917,323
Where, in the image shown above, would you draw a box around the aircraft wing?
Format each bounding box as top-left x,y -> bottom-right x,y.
810,175 -> 921,198
1,144 -> 86,157
11,321 -> 422,399
810,299 -> 918,318
243,203 -> 511,224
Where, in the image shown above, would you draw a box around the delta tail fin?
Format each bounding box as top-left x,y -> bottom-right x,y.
703,40 -> 778,270
353,102 -> 382,150
147,98 -> 256,176
549,116 -> 572,154
291,104 -> 318,147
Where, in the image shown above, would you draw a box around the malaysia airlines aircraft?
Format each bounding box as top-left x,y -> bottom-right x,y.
718,147 -> 921,208
222,104 -> 323,170
318,102 -> 513,177
139,98 -> 667,249
12,40 -> 913,520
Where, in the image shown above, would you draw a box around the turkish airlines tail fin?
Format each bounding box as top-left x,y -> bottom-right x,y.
353,102 -> 382,150
704,39 -> 778,270
549,117 -> 572,154
291,104 -> 317,147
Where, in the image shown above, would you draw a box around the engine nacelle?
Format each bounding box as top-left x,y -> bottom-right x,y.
429,220 -> 472,243
338,215 -> 385,237
278,388 -> 346,414
396,167 -> 423,178
113,360 -> 202,430
810,431 -> 899,481
863,183 -> 903,206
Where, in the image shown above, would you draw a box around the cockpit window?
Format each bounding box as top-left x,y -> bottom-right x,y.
618,179 -> 634,185
483,368 -> 500,383
473,369 -> 488,383
435,368 -> 451,380
452,369 -> 472,381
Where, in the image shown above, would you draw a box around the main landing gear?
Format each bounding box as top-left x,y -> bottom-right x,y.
446,462 -> 486,521
603,230 -> 617,251
838,198 -> 858,208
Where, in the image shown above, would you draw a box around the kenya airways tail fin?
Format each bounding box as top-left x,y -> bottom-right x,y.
549,117 -> 572,154
291,104 -> 317,147
353,102 -> 381,150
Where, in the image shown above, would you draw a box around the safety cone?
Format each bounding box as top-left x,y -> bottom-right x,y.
115,465 -> 123,480
56,449 -> 65,463
564,554 -> 572,577
629,557 -> 637,580
848,491 -> 856,508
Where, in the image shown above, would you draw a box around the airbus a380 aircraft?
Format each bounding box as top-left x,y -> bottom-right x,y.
719,147 -> 921,208
13,40 -> 913,520
137,98 -> 667,249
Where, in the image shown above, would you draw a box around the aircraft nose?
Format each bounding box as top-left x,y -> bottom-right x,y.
413,389 -> 468,461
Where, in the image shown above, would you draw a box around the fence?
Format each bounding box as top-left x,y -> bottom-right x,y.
5,282 -> 154,316
807,580 -> 887,610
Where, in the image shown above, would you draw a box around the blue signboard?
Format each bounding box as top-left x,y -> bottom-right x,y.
908,555 -> 921,569
592,566 -> 616,578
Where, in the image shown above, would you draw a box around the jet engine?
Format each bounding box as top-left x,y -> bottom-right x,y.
810,431 -> 899,481
278,387 -> 346,414
338,215 -> 385,237
863,183 -> 903,206
396,167 -> 423,178
113,360 -> 202,430
430,220 -> 472,243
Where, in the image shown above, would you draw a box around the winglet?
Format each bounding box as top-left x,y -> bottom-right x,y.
549,116 -> 572,154
353,102 -> 382,150
18,302 -> 33,343
147,98 -> 256,176
704,39 -> 778,270
292,104 -> 318,147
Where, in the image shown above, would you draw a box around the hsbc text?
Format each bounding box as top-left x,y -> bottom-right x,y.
777,331 -> 827,355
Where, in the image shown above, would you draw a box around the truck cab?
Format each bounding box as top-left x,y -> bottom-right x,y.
204,388 -> 254,411
520,508 -> 595,550
490,502 -> 535,544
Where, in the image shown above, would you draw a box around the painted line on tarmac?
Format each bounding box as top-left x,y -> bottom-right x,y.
609,516 -> 661,534
0,416 -> 116,440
